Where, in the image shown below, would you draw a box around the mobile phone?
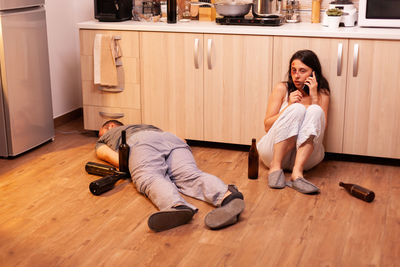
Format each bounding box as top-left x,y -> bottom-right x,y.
302,73 -> 313,96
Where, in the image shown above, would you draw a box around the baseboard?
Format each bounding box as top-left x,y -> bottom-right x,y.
186,140 -> 250,152
53,108 -> 83,128
325,152 -> 400,166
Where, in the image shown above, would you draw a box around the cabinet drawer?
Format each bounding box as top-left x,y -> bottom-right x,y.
83,105 -> 141,131
80,30 -> 139,58
82,81 -> 140,109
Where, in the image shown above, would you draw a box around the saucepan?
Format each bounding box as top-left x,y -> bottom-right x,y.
191,1 -> 253,17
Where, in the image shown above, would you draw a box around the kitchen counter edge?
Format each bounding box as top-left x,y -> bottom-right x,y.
77,20 -> 400,40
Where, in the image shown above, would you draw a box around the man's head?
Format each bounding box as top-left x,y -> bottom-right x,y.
99,120 -> 123,137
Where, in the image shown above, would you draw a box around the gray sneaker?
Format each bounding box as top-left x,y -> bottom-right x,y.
286,177 -> 320,194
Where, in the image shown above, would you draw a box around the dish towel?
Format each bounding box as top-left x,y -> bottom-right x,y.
93,34 -> 122,87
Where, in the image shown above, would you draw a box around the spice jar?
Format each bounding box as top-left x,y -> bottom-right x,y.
286,0 -> 300,23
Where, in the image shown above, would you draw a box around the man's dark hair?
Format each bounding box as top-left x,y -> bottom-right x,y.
102,120 -> 124,128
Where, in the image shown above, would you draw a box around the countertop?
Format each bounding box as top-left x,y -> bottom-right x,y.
77,20 -> 400,40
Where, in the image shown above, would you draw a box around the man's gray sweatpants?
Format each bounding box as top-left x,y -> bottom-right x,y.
127,131 -> 228,211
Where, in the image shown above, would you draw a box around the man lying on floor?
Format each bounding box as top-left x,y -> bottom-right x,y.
95,120 -> 245,232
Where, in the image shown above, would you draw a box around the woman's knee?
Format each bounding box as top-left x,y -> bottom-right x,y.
284,103 -> 306,121
306,104 -> 324,117
304,104 -> 325,125
287,103 -> 306,113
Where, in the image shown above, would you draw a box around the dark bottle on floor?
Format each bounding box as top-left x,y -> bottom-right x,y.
119,130 -> 130,176
85,161 -> 127,177
248,138 -> 259,179
89,173 -> 126,196
339,182 -> 375,202
167,0 -> 176,23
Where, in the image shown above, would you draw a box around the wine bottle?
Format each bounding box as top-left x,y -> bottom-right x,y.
119,130 -> 130,177
248,138 -> 259,179
167,0 -> 176,23
85,161 -> 127,177
89,173 -> 126,196
339,182 -> 375,202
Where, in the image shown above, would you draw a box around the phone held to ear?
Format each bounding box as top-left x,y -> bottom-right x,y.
302,73 -> 313,96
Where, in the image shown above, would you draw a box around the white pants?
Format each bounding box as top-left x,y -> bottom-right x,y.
257,103 -> 326,171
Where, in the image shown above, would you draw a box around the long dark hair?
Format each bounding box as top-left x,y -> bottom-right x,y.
286,50 -> 330,95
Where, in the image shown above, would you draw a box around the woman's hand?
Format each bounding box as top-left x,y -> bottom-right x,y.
288,90 -> 303,105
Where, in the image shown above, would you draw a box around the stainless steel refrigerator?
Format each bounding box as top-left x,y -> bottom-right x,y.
0,0 -> 54,157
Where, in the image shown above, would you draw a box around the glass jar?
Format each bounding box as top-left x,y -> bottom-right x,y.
286,0 -> 300,23
179,0 -> 191,22
160,0 -> 167,21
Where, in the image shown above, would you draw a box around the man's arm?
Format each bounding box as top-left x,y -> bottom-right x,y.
96,145 -> 119,168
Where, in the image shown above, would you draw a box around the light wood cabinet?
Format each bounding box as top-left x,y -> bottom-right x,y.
203,34 -> 273,144
344,39 -> 400,158
79,30 -> 141,130
140,32 -> 204,140
80,28 -> 399,159
140,32 -> 272,145
273,36 -> 348,153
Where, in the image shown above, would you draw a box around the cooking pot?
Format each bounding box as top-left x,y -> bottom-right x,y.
191,1 -> 252,17
253,0 -> 282,18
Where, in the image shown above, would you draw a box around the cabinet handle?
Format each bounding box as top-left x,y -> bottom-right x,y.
337,43 -> 343,76
98,86 -> 124,92
194,38 -> 199,69
353,43 -> 359,77
207,38 -> 213,70
99,111 -> 124,119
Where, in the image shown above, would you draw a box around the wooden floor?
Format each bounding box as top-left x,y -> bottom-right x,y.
1,118 -> 399,267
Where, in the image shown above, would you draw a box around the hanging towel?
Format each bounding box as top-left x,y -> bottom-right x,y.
93,34 -> 121,87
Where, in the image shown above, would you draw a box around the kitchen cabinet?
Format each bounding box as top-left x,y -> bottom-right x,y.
203,34 -> 273,144
140,32 -> 204,140
79,25 -> 400,159
79,30 -> 141,130
140,32 -> 272,144
273,36 -> 348,153
343,39 -> 400,158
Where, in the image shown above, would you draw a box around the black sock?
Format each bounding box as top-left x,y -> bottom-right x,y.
221,185 -> 244,206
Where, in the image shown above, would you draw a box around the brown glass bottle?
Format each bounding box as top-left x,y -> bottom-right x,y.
89,173 -> 126,196
119,130 -> 130,176
85,161 -> 127,177
248,138 -> 259,179
339,182 -> 375,202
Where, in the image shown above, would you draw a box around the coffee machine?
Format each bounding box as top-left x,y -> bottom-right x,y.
322,0 -> 357,27
94,0 -> 133,22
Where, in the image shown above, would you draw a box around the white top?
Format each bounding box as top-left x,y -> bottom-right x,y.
77,20 -> 400,40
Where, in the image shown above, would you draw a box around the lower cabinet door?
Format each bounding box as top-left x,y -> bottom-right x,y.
204,34 -> 273,145
140,32 -> 204,140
